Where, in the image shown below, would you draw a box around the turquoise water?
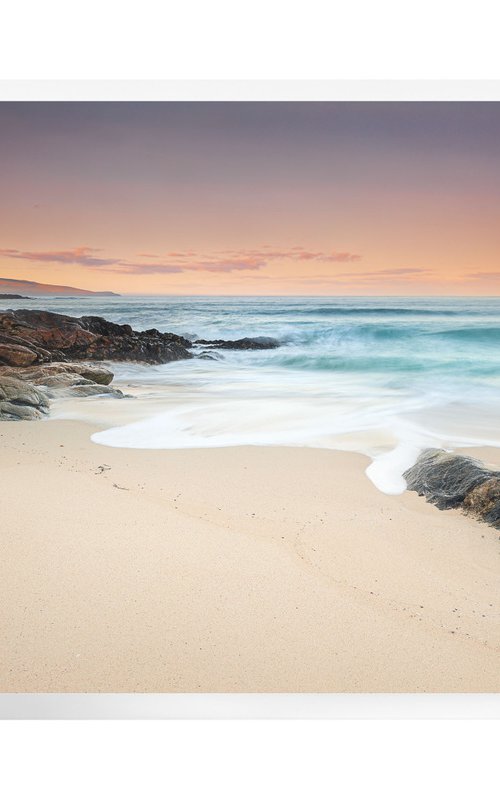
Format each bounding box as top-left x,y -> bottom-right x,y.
4,295 -> 500,492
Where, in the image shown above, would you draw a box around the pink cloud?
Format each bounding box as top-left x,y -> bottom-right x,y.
0,246 -> 117,267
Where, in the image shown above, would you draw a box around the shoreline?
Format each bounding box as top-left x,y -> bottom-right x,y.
1,418 -> 499,692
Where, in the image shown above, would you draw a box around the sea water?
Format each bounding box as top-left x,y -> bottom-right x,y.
5,295 -> 500,494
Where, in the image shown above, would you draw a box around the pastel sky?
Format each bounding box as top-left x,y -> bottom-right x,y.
1,101 -> 499,295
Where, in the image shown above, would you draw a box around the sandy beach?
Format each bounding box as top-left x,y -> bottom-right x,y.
0,419 -> 498,692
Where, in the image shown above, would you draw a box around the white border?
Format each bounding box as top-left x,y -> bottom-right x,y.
1,694 -> 500,719
1,79 -> 500,101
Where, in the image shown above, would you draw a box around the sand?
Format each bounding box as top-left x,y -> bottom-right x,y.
0,419 -> 499,692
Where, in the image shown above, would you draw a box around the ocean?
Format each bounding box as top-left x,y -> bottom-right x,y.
4,294 -> 500,494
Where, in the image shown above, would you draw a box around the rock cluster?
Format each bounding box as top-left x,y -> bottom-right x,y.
0,309 -> 282,421
0,361 -> 123,419
404,448 -> 500,528
0,309 -> 193,367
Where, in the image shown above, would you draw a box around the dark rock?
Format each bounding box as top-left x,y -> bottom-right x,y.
0,294 -> 30,299
404,448 -> 500,528
0,376 -> 49,420
194,336 -> 280,350
0,309 -> 193,366
403,449 -> 494,510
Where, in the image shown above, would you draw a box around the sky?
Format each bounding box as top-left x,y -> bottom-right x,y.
1,101 -> 499,296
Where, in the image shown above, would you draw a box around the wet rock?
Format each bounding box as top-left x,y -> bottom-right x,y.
0,376 -> 49,420
41,373 -> 92,389
0,361 -> 114,386
194,336 -> 280,350
60,383 -> 124,398
197,350 -> 223,361
0,360 -> 122,408
404,448 -> 500,528
32,372 -> 123,398
0,309 -> 193,365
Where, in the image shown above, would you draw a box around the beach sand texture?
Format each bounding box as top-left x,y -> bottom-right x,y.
0,420 -> 499,692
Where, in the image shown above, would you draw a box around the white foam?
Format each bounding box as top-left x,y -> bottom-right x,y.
365,443 -> 423,494
67,356 -> 500,497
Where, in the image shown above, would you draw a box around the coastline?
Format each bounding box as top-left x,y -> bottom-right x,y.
1,418 -> 499,692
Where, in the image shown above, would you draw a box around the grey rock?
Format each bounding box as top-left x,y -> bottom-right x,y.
61,383 -> 124,398
31,372 -> 123,399
0,376 -> 49,420
0,361 -> 114,386
404,448 -> 500,528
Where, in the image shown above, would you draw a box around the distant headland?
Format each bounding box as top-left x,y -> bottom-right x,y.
0,277 -> 119,297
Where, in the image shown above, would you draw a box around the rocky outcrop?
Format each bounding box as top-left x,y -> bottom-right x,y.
0,309 -> 282,420
0,376 -> 49,420
404,448 -> 500,529
0,309 -> 281,367
194,336 -> 280,350
0,359 -> 125,415
0,361 -> 123,403
0,309 -> 193,366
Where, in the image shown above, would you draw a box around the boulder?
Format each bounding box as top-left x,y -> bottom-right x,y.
403,448 -> 500,528
0,376 -> 49,420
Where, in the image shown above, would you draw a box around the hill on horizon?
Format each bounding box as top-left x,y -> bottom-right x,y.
0,277 -> 119,297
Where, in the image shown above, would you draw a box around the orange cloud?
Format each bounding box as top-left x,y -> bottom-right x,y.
111,258 -> 264,275
464,271 -> 500,281
214,247 -> 361,264
332,268 -> 432,282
